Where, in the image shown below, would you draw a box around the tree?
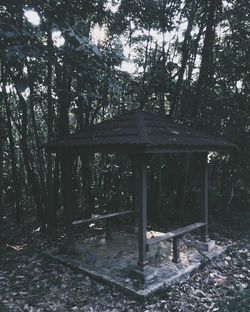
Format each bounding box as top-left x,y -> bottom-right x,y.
0,0 -> 249,233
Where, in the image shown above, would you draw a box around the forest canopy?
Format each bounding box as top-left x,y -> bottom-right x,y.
0,0 -> 249,234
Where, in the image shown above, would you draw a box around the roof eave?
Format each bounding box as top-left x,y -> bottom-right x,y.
44,143 -> 237,154
144,144 -> 237,154
44,144 -> 147,154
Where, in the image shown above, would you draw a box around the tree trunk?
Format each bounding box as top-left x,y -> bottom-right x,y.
0,67 -> 4,228
186,22 -> 205,84
17,83 -> 44,227
6,67 -> 45,227
193,0 -> 218,124
175,0 -> 218,216
46,24 -> 56,237
5,93 -> 22,223
28,64 -> 47,209
139,30 -> 151,110
2,63 -> 22,223
56,62 -> 75,231
170,0 -> 199,118
81,154 -> 94,218
57,63 -> 71,137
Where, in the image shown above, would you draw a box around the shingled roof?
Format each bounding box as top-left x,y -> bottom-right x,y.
45,111 -> 236,153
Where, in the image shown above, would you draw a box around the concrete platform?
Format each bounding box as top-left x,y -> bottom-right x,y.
45,232 -> 225,299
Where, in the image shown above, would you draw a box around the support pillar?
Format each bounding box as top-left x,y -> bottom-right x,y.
128,156 -> 139,233
61,152 -> 74,247
194,153 -> 216,252
201,153 -> 209,242
137,155 -> 148,271
47,151 -> 56,238
172,236 -> 181,263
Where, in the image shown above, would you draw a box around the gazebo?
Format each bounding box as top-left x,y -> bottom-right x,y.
45,110 -> 235,279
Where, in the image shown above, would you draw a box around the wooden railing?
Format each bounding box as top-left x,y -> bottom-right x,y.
146,222 -> 206,263
72,210 -> 135,226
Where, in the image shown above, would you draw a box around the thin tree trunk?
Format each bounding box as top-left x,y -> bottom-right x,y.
56,62 -> 75,228
46,23 -> 56,237
76,79 -> 85,131
57,63 -> 71,137
139,30 -> 151,110
193,0 -> 218,124
81,154 -> 94,218
20,98 -> 45,226
186,22 -> 205,84
6,67 -> 45,227
170,0 -> 199,118
0,65 -> 4,228
27,64 -> 47,209
17,83 -> 44,225
3,82 -> 22,223
2,63 -> 22,223
175,0 -> 218,215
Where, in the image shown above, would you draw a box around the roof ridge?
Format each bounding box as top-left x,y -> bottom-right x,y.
135,111 -> 151,144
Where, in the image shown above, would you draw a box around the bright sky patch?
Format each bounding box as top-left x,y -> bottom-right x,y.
52,30 -> 65,47
24,10 -> 41,26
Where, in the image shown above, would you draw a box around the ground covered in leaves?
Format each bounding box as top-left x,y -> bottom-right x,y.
0,214 -> 249,312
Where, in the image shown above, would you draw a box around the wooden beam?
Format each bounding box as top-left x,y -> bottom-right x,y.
72,210 -> 135,225
45,145 -> 233,155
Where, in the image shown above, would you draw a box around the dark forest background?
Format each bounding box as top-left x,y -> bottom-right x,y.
0,0 -> 249,237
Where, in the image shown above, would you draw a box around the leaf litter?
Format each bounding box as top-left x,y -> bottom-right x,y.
0,219 -> 249,311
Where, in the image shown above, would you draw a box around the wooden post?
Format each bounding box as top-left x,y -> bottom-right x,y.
105,218 -> 112,240
172,236 -> 181,263
130,156 -> 138,229
201,153 -> 209,242
137,154 -> 148,270
61,152 -> 74,241
46,151 -> 56,238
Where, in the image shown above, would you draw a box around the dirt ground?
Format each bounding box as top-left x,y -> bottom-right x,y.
0,215 -> 249,312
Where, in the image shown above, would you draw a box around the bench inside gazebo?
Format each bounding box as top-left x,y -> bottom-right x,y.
45,110 -> 235,297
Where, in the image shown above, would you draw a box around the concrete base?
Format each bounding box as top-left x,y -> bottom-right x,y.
194,239 -> 216,252
130,266 -> 158,283
45,232 -> 225,299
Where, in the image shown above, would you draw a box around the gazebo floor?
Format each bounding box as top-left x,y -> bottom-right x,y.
45,232 -> 225,299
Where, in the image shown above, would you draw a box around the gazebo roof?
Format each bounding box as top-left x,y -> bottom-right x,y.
45,110 -> 236,153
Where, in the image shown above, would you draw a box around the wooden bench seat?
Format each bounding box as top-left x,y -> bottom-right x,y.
147,222 -> 206,247
146,222 -> 206,263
